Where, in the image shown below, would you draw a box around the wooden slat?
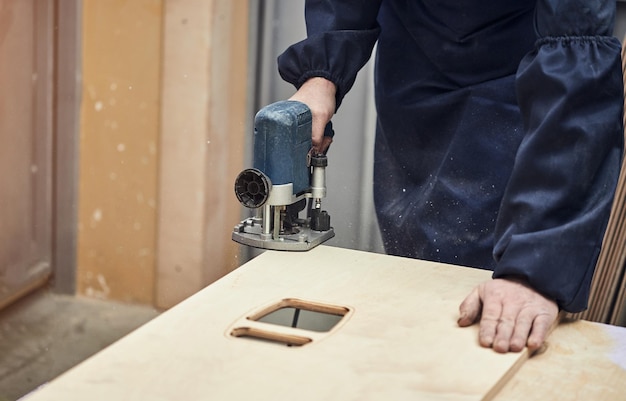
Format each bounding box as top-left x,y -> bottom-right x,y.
609,45 -> 626,325
156,0 -> 247,308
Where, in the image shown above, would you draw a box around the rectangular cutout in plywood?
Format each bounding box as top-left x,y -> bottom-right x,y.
230,298 -> 351,346
249,298 -> 349,332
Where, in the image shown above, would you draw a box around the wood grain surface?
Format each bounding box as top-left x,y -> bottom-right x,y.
495,318 -> 626,400
23,246 -> 526,400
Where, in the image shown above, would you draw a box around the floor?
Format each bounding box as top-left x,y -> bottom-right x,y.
0,288 -> 160,401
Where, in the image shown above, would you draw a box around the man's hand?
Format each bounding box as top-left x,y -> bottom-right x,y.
289,77 -> 336,154
457,278 -> 559,353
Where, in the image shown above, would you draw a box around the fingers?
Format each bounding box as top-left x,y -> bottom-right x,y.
288,77 -> 336,153
457,287 -> 482,327
490,304 -> 533,353
320,136 -> 333,154
458,278 -> 559,353
478,295 -> 503,350
527,311 -> 556,352
311,117 -> 334,154
509,308 -> 534,352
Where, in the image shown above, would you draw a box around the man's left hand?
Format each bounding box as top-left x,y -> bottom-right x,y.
457,278 -> 559,353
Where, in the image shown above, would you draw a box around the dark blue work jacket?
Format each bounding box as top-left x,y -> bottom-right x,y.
278,0 -> 624,312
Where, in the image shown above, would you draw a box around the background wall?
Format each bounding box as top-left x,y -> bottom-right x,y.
78,0 -> 162,304
77,0 -> 247,308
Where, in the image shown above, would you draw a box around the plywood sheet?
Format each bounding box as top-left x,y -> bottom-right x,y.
24,246 -> 526,400
495,319 -> 626,400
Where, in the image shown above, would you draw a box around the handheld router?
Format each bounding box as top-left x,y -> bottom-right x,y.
232,100 -> 335,251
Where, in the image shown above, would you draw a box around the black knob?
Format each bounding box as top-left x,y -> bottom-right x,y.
234,169 -> 271,208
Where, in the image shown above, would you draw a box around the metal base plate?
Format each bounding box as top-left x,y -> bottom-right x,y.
232,221 -> 335,251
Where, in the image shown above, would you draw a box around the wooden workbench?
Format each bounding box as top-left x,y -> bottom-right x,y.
22,246 -> 626,400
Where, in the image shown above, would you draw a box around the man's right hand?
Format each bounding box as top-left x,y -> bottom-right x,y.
289,77 -> 337,154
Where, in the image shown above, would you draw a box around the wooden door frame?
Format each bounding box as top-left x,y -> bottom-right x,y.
51,0 -> 81,294
0,0 -> 62,308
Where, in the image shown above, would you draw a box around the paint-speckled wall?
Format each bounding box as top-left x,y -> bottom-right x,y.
77,0 -> 162,304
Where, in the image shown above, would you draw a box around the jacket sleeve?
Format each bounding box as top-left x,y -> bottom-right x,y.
277,0 -> 382,109
493,0 -> 624,312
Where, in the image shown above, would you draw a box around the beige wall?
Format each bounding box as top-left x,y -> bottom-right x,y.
77,0 -> 247,306
78,0 -> 162,304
